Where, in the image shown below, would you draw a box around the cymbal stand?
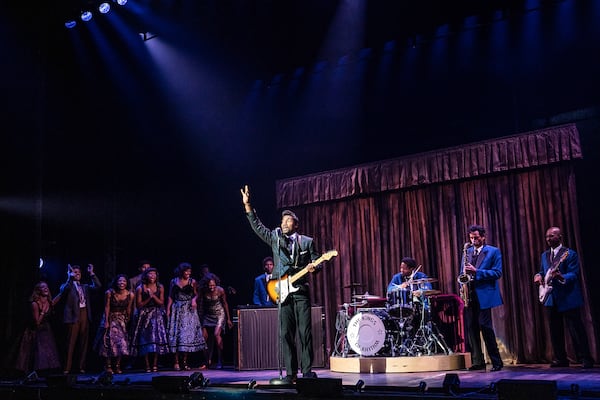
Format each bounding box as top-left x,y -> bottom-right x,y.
333,305 -> 351,357
407,296 -> 451,356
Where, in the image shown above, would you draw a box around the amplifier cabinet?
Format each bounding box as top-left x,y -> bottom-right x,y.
235,306 -> 325,370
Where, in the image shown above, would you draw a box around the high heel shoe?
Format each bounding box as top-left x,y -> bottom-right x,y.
173,363 -> 180,371
152,365 -> 158,372
114,363 -> 122,374
182,362 -> 191,371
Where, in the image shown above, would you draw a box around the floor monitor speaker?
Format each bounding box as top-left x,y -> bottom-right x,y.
496,379 -> 557,400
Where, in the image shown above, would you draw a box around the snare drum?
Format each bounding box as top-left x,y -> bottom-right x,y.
387,287 -> 413,318
346,310 -> 397,356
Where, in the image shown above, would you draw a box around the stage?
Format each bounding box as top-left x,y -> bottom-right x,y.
2,362 -> 599,400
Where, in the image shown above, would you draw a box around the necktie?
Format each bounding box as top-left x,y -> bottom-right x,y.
289,236 -> 295,257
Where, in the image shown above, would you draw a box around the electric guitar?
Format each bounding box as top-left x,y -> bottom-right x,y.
267,250 -> 338,304
538,249 -> 569,304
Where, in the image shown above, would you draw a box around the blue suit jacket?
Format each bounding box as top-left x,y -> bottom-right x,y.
460,244 -> 503,310
538,247 -> 583,312
253,273 -> 275,306
387,271 -> 430,294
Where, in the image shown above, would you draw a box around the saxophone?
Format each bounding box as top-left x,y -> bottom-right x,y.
458,242 -> 473,307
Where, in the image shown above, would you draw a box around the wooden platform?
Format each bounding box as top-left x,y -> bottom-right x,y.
330,353 -> 471,373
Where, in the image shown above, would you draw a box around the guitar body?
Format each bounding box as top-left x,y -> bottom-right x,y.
267,275 -> 298,305
538,250 -> 569,304
538,281 -> 553,304
266,250 -> 338,304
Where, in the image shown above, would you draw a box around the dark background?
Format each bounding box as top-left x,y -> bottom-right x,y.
1,0 -> 600,366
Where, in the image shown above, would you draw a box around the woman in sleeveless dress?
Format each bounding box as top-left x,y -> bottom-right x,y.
14,281 -> 61,375
167,262 -> 207,370
199,278 -> 233,368
94,274 -> 134,373
130,268 -> 169,372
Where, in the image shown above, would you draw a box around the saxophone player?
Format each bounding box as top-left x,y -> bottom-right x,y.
459,224 -> 504,372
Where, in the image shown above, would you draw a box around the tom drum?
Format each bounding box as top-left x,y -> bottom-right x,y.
387,287 -> 413,318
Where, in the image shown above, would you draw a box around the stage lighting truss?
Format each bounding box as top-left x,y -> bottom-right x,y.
64,0 -> 129,29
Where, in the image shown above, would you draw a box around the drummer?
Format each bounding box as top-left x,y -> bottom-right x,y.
387,257 -> 433,307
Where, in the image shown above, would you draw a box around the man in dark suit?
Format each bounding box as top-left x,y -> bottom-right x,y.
459,224 -> 504,372
534,226 -> 594,369
241,185 -> 321,383
54,264 -> 102,374
253,256 -> 276,306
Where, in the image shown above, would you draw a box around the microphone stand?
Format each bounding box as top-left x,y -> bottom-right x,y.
270,233 -> 286,385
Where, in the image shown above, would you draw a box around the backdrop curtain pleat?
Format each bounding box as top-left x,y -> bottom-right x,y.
278,123 -> 597,364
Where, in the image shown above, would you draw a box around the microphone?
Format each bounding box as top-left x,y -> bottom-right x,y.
275,227 -> 282,236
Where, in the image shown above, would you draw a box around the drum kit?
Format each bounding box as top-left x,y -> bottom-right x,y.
333,279 -> 451,358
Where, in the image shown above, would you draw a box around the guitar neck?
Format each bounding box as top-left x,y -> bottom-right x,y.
288,254 -> 328,285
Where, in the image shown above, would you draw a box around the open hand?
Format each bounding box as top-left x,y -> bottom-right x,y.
240,185 -> 250,205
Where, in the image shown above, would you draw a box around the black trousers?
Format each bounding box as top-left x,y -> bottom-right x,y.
464,291 -> 502,368
279,293 -> 313,377
547,305 -> 593,364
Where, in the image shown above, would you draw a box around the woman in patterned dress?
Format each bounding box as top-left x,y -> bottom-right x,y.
131,268 -> 169,372
199,278 -> 233,368
95,274 -> 134,374
166,262 -> 206,370
13,281 -> 61,375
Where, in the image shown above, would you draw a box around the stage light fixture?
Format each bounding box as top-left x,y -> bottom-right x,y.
248,379 -> 257,389
355,379 -> 364,392
139,32 -> 158,42
98,2 -> 111,13
189,372 -> 209,389
418,381 -> 427,393
81,11 -> 93,21
116,0 -> 127,5
22,371 -> 39,384
65,20 -> 77,28
442,373 -> 460,395
95,370 -> 113,386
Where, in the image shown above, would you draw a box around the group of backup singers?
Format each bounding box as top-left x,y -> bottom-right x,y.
13,261 -> 233,376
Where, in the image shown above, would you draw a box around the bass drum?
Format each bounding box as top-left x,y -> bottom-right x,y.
346,310 -> 397,356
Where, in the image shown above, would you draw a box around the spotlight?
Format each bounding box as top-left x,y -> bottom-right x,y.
248,379 -> 257,389
81,11 -> 93,22
189,372 -> 209,389
65,20 -> 77,29
98,2 -> 111,13
442,373 -> 460,396
355,379 -> 364,392
139,32 -> 158,42
115,0 -> 127,5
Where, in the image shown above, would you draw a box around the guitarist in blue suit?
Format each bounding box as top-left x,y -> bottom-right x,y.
459,224 -> 504,372
241,185 -> 321,383
534,226 -> 594,368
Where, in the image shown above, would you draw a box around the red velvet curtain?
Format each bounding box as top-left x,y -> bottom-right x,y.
276,124 -> 597,364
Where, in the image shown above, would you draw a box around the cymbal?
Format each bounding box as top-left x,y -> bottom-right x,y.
344,283 -> 364,288
416,289 -> 442,296
410,278 -> 438,284
352,294 -> 386,301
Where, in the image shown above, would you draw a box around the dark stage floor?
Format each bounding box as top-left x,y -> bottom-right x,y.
2,363 -> 599,400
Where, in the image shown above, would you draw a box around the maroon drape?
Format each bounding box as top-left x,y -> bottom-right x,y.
276,123 -> 597,364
